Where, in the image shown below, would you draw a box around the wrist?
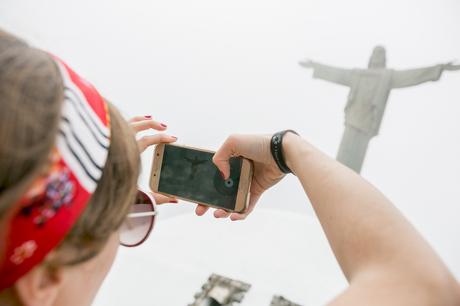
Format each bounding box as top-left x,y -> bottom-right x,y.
282,132 -> 314,174
270,130 -> 299,174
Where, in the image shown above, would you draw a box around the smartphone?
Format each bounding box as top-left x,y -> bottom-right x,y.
150,144 -> 253,213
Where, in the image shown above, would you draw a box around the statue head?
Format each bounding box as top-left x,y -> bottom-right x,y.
368,46 -> 386,68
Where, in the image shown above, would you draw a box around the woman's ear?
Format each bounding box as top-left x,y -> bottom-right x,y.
14,264 -> 64,306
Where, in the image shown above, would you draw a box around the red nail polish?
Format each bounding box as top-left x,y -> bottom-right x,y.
144,115 -> 152,119
161,123 -> 167,128
169,199 -> 178,203
220,171 -> 226,179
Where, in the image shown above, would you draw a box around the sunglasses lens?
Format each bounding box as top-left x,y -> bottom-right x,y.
120,191 -> 156,247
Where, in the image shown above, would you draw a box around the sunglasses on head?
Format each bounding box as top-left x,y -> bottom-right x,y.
119,189 -> 157,247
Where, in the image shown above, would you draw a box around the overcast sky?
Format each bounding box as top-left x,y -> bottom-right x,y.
1,0 -> 459,304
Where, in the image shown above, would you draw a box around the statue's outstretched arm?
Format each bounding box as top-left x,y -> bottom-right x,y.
392,63 -> 453,88
443,60 -> 460,71
299,59 -> 352,87
299,59 -> 315,68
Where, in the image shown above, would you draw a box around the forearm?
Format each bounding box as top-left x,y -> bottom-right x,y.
282,133 -> 459,303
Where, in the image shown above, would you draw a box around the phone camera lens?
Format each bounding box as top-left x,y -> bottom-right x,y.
225,178 -> 234,188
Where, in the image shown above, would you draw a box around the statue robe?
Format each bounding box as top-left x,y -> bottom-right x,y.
310,62 -> 443,172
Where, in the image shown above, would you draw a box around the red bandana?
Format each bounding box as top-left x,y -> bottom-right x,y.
0,55 -> 110,290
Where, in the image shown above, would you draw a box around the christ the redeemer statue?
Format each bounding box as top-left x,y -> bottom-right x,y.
300,46 -> 460,173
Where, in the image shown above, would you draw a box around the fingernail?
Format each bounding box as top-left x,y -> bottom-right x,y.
161,123 -> 167,128
220,171 -> 226,179
144,115 -> 152,119
171,136 -> 178,140
169,199 -> 178,203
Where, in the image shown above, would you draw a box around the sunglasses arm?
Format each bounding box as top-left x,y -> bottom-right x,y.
128,211 -> 157,218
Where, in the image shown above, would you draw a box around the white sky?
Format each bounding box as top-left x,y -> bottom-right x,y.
1,0 -> 459,304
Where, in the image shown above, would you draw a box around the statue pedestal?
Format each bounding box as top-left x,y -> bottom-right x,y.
94,209 -> 347,305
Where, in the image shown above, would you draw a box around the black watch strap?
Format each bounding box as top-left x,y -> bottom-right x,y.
270,130 -> 298,174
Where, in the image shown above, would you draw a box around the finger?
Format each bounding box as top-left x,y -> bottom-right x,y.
151,193 -> 178,205
214,209 -> 231,218
129,116 -> 152,123
138,134 -> 177,152
212,136 -> 240,180
229,193 -> 261,221
131,120 -> 168,133
195,205 -> 210,216
230,213 -> 248,221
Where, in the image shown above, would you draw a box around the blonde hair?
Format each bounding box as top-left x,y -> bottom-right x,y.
0,30 -> 140,304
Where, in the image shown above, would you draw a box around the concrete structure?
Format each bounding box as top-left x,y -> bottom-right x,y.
189,274 -> 251,306
270,295 -> 303,306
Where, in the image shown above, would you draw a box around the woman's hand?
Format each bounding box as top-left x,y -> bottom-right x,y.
195,134 -> 286,221
129,116 -> 178,204
129,116 -> 177,153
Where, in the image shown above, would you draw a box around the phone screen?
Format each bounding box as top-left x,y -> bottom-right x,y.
158,144 -> 243,210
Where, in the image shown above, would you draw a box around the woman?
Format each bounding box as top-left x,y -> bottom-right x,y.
0,29 -> 459,306
0,30 -> 176,305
